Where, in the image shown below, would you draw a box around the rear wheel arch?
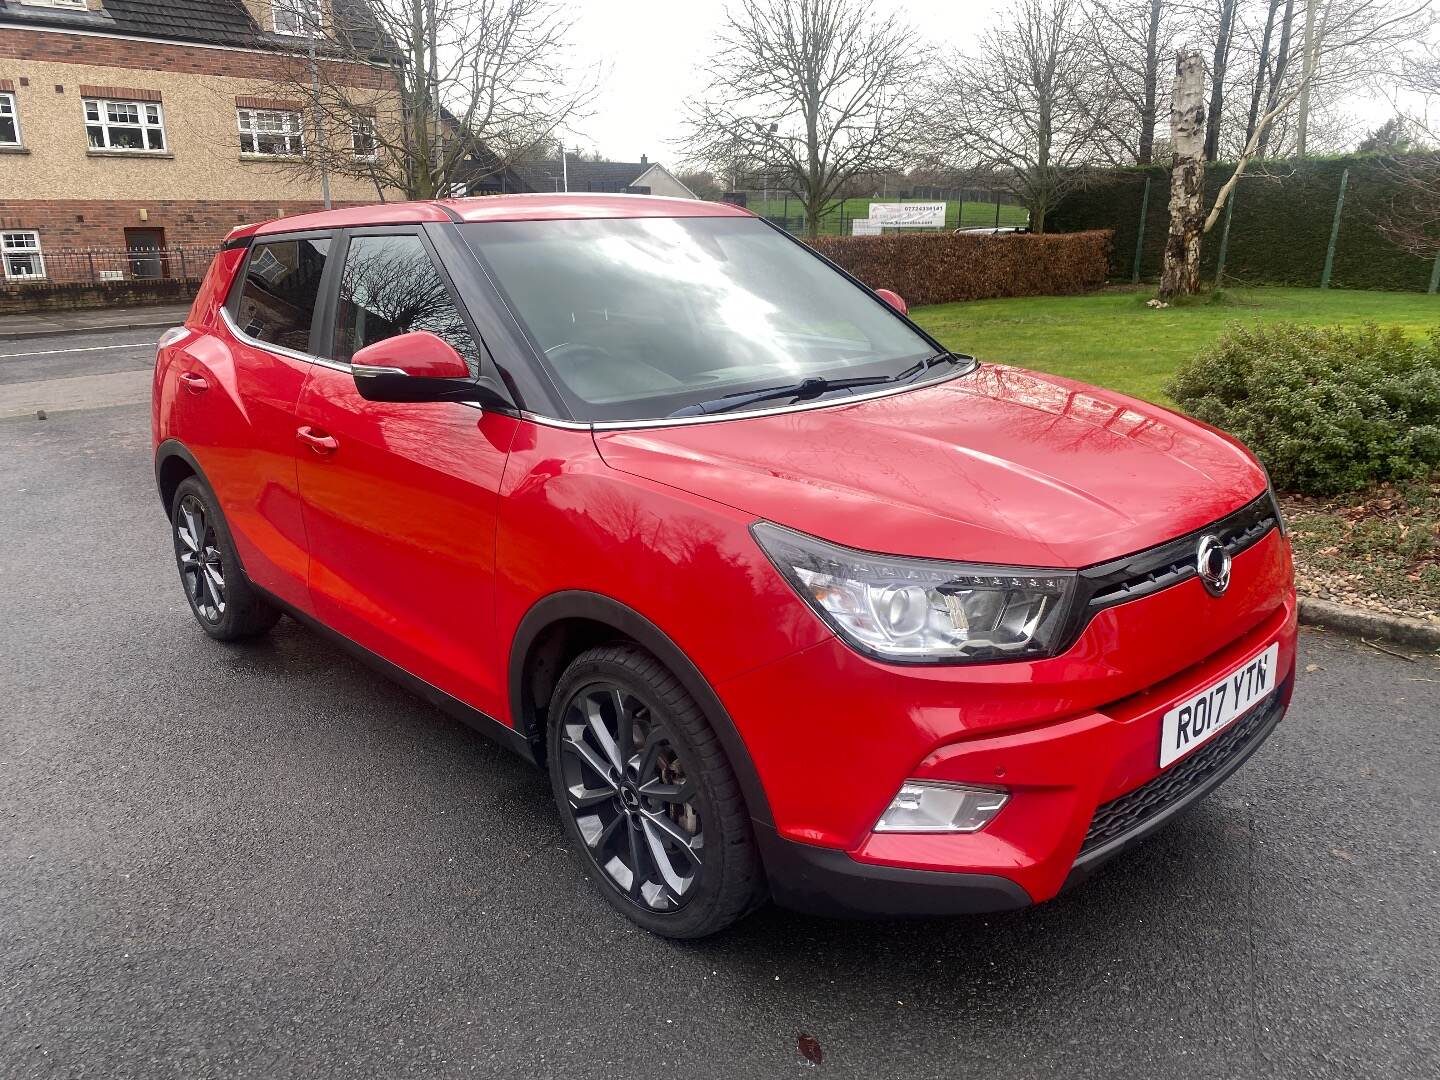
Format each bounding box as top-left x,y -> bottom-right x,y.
508,591 -> 774,829
154,440 -> 208,515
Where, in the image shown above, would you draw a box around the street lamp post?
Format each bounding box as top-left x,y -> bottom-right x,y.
307,9 -> 332,210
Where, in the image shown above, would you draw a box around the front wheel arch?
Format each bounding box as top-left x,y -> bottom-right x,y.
508,591 -> 774,830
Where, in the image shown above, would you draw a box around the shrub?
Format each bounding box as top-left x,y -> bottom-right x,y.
806,230 -> 1111,306
1166,322 -> 1440,495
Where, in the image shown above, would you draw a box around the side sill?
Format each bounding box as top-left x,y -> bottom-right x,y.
254,585 -> 541,767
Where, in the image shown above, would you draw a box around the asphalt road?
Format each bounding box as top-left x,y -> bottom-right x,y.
1,339 -> 1436,1079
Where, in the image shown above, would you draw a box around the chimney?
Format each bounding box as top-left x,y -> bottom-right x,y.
641,153 -> 648,165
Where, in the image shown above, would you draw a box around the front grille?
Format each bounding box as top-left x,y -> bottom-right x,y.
1079,684 -> 1286,856
1080,492 -> 1279,612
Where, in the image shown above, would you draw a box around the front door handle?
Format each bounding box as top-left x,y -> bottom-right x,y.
179,372 -> 209,394
295,426 -> 339,454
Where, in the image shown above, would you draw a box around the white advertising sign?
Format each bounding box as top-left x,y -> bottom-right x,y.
851,218 -> 883,236
867,202 -> 946,228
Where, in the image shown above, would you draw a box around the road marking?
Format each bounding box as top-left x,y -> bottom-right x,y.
0,341 -> 157,360
0,369 -> 150,418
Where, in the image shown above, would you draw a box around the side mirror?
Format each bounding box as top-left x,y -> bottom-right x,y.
875,288 -> 908,316
350,330 -> 507,407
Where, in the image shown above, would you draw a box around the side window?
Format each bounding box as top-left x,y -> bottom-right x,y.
233,237 -> 330,352
334,233 -> 480,373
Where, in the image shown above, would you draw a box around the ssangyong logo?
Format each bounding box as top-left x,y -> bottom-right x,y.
1196,534 -> 1232,597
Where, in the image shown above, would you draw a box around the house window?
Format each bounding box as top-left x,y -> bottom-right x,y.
0,92 -> 19,146
238,109 -> 304,156
2,231 -> 44,281
351,117 -> 376,160
84,98 -> 166,152
272,0 -> 322,36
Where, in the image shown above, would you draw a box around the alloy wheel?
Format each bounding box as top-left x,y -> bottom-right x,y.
557,683 -> 704,912
174,493 -> 226,623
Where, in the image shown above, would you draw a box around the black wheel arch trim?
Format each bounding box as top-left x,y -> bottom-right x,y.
153,439 -> 212,514
508,590 -> 775,828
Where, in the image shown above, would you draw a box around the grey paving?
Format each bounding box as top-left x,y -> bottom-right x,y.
1,394 -> 1435,1079
0,303 -> 190,342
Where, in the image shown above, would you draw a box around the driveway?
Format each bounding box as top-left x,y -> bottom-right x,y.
1,341 -> 1436,1079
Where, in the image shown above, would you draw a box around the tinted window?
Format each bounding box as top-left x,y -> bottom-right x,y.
233,237 -> 330,352
334,233 -> 479,372
462,216 -> 941,421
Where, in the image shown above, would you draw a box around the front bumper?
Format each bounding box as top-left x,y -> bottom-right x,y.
720,529 -> 1299,914
760,668 -> 1294,917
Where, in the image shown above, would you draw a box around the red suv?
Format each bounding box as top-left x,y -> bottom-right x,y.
153,195 -> 1297,937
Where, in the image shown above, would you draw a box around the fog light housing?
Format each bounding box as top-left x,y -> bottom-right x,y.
874,781 -> 1009,833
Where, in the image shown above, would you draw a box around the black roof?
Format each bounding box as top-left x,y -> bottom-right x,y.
0,0 -> 390,58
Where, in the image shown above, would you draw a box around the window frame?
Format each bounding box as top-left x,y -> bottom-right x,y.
350,116 -> 377,161
0,92 -> 20,148
2,230 -> 45,282
83,96 -> 167,153
222,230 -> 338,363
271,0 -> 322,37
322,225 -> 488,375
237,108 -> 305,157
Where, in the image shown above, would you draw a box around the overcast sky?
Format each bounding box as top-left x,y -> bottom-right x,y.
563,0 -> 1006,166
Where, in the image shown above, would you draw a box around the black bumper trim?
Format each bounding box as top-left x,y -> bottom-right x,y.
755,824 -> 1033,919
1064,668 -> 1295,889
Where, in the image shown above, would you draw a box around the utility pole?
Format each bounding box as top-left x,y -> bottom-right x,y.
1296,0 -> 1317,158
560,141 -> 569,192
307,9 -> 331,209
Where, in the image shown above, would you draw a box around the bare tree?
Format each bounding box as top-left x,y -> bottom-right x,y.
1082,0 -> 1179,164
251,0 -> 596,201
1202,0 -> 1240,160
923,0 -> 1118,232
1158,0 -> 1430,296
681,0 -> 925,237
1160,50 -> 1208,296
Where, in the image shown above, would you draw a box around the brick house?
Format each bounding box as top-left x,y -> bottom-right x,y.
0,0 -> 395,286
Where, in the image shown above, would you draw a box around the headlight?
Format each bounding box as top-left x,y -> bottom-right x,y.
751,522 -> 1076,663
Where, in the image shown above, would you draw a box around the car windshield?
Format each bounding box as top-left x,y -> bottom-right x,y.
461,216 -> 954,422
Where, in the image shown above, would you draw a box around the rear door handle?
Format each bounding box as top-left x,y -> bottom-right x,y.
179,372 -> 209,394
295,426 -> 339,454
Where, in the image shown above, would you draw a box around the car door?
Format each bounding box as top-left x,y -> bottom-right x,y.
181,232 -> 334,612
292,226 -> 519,718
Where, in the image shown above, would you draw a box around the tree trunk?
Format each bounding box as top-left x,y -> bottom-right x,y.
1245,0 -> 1282,147
1257,0 -> 1297,157
1160,50 -> 1207,300
1203,0 -> 1237,162
1137,0 -> 1163,164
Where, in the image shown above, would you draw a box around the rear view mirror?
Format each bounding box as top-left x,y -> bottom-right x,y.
875,288 -> 908,316
351,330 -> 507,406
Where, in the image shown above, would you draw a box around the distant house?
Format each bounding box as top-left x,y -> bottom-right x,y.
0,0 -> 399,280
463,153 -> 697,199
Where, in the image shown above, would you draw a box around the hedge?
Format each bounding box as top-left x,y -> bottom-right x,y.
806,230 -> 1112,306
1049,154 -> 1439,291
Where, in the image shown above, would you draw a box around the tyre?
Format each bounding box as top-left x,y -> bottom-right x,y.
170,475 -> 280,642
547,643 -> 766,938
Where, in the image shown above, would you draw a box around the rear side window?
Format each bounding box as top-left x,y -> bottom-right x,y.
233,237 -> 330,352
333,233 -> 479,373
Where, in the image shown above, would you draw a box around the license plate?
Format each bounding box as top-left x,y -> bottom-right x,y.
1159,642 -> 1280,768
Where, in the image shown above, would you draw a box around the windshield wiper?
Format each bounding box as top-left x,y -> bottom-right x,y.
666,352 -> 958,418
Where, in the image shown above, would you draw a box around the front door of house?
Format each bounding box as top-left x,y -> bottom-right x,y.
125,227 -> 166,279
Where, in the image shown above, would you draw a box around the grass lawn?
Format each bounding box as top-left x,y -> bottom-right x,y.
747,196 -> 1029,234
911,287 -> 1440,405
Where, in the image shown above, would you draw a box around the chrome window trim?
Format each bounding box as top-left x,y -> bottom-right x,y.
516,361 -> 979,432
221,306 -> 349,372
